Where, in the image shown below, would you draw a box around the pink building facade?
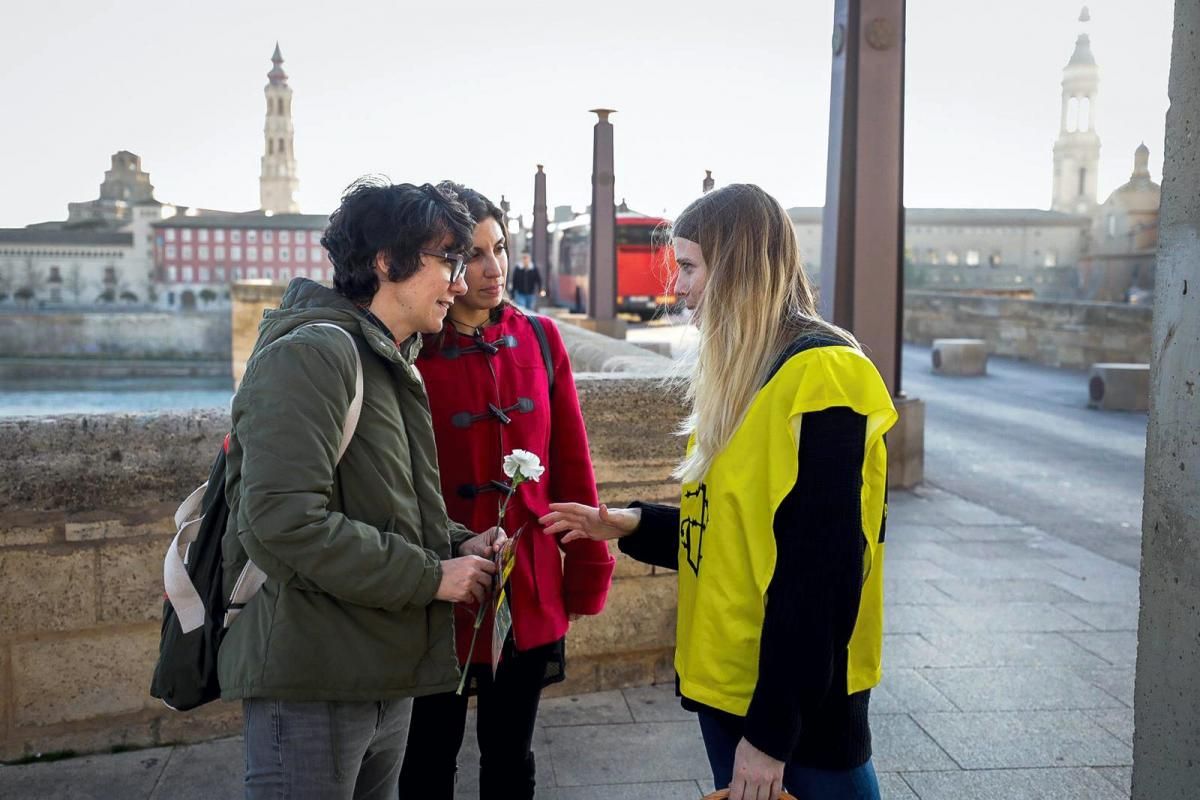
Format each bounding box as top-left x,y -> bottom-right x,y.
152,213 -> 330,310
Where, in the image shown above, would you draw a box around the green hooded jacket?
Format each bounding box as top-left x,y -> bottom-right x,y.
219,279 -> 473,701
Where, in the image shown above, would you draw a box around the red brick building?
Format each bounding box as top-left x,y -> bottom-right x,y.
152,213 -> 329,310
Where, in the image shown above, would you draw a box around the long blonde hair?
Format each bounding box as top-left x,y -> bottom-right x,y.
670,184 -> 857,484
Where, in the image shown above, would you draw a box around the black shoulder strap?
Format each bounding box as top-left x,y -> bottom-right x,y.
525,314 -> 555,396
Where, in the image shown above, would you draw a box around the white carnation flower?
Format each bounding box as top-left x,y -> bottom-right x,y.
502,449 -> 545,482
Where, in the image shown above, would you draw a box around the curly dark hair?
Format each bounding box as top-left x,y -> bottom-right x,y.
321,177 -> 475,305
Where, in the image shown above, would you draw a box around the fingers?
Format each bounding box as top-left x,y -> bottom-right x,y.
560,530 -> 590,544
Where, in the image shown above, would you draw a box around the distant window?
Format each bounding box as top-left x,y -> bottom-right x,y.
167,266 -> 178,281
928,250 -> 939,265
247,246 -> 258,261
233,267 -> 243,280
311,231 -> 322,244
1078,96 -> 1091,131
231,230 -> 242,243
231,246 -> 242,261
168,291 -> 175,306
104,267 -> 117,284
263,230 -> 274,244
181,266 -> 194,282
215,267 -> 226,281
280,268 -> 291,281
165,229 -> 176,242
181,245 -> 193,259
965,250 -> 980,267
166,245 -> 177,259
988,252 -> 1002,267
945,251 -> 960,266
1067,96 -> 1079,132
247,230 -> 258,243
198,229 -> 209,243
279,231 -> 291,244
1044,251 -> 1058,267
1107,215 -> 1117,237
295,268 -> 307,279
181,229 -> 192,243
264,267 -> 274,279
198,246 -> 209,260
247,267 -> 259,279
278,98 -> 284,115
295,246 -> 307,262
268,139 -> 274,155
1078,168 -> 1087,196
279,247 -> 290,262
48,266 -> 62,282
263,247 -> 274,261
214,246 -> 225,260
199,267 -> 211,282
278,139 -> 285,155
214,229 -> 225,243
311,247 -> 322,262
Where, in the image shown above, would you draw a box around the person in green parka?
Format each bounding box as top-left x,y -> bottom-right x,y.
221,178 -> 506,800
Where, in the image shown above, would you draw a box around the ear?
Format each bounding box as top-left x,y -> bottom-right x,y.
374,251 -> 391,280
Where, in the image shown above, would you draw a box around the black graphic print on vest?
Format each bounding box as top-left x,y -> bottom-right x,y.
680,483 -> 709,575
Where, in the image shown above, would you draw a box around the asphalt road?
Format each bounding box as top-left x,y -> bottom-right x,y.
901,344 -> 1147,569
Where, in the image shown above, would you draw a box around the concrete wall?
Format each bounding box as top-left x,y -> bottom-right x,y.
1132,2 -> 1200,796
0,374 -> 686,760
0,311 -> 230,362
903,290 -> 1152,369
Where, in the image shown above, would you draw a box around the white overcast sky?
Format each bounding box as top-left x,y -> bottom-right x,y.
0,0 -> 1174,228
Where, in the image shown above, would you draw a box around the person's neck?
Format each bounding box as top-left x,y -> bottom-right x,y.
448,305 -> 493,333
366,297 -> 414,344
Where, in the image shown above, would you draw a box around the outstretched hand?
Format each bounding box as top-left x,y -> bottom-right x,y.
538,503 -> 641,544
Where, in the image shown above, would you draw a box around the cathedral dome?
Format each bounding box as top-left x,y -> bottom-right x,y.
1105,144 -> 1160,215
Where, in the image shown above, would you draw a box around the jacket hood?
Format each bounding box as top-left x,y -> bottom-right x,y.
256,278 -> 421,365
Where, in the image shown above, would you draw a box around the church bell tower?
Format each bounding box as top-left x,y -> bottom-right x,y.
260,43 -> 300,214
1051,7 -> 1101,214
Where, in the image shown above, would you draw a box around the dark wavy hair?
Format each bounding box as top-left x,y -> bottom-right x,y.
321,177 -> 474,305
436,181 -> 506,243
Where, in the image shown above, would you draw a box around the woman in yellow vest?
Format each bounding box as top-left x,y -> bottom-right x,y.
540,184 -> 896,800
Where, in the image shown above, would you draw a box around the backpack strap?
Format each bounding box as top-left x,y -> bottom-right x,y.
223,322 -> 364,628
525,314 -> 555,396
300,322 -> 364,459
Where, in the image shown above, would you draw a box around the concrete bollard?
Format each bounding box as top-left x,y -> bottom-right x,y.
1088,363 -> 1150,411
931,338 -> 988,376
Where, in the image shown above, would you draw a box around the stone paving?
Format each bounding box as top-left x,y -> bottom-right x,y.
0,486 -> 1138,799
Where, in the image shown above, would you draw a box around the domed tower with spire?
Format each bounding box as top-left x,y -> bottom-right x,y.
260,43 -> 300,214
1051,7 -> 1101,214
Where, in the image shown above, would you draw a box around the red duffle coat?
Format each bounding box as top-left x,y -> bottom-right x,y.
417,305 -> 615,663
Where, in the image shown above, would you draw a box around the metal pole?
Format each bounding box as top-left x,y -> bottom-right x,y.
532,165 -> 549,301
589,109 -> 617,322
819,0 -> 905,396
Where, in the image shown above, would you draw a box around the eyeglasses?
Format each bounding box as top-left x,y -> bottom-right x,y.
419,249 -> 468,284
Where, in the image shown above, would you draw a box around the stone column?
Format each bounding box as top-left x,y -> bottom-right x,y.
584,109 -> 624,338
820,0 -> 905,395
1132,2 -> 1200,796
533,165 -> 549,300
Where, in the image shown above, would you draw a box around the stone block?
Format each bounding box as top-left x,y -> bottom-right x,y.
921,666 -> 1125,712
623,683 -> 692,723
546,720 -> 710,786
0,745 -> 173,798
0,513 -> 62,547
99,539 -> 170,624
1088,363 -> 1149,411
571,317 -> 628,340
154,700 -> 244,746
566,575 -> 676,658
538,689 -> 633,727
887,396 -> 924,489
12,626 -> 160,726
0,548 -> 96,634
931,338 -> 988,376
912,710 -> 1131,769
65,505 -> 175,542
148,737 -> 244,799
869,713 -> 959,772
902,767 -> 1127,800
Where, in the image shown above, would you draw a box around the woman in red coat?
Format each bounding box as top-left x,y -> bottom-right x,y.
398,183 -> 615,799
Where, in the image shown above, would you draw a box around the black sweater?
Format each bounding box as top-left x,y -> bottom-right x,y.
621,405 -> 872,769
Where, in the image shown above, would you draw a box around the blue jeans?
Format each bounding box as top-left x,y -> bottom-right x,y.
243,697 -> 412,800
514,291 -> 536,309
697,710 -> 881,800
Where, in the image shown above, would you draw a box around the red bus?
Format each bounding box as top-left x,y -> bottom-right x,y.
549,212 -> 676,319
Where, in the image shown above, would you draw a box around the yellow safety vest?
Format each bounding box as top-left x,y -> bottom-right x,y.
675,344 -> 897,716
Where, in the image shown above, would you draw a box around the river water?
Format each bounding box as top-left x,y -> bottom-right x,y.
0,377 -> 233,417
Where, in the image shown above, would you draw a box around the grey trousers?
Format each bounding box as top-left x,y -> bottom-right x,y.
243,698 -> 412,800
